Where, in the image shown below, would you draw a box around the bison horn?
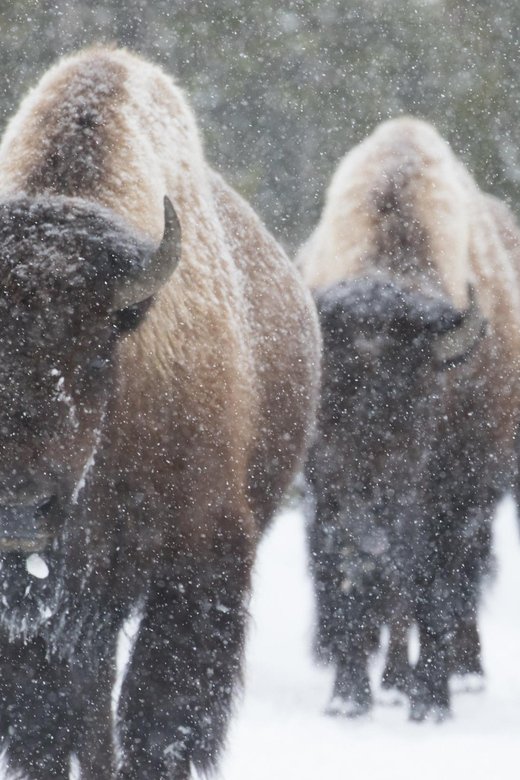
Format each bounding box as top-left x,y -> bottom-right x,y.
433,285 -> 487,368
112,196 -> 182,310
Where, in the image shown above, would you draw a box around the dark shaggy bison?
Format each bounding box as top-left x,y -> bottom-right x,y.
299,117 -> 520,721
0,48 -> 320,779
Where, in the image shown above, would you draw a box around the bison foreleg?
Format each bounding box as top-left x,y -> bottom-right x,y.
71,630 -> 119,780
325,583 -> 380,718
308,506 -> 379,717
381,617 -> 413,696
409,578 -> 453,722
118,553 -> 250,780
327,652 -> 372,718
0,633 -> 72,780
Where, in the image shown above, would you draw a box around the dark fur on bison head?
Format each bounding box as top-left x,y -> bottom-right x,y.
314,276 -> 476,443
0,194 -> 177,638
0,196 -> 155,507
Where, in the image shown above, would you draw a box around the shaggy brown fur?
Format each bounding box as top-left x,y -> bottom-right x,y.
0,48 -> 320,779
299,117 -> 520,721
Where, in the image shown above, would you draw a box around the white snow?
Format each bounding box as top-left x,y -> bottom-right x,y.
2,497 -> 520,779
70,441 -> 98,505
55,375 -> 79,432
24,554 -> 49,580
71,415 -> 105,505
220,495 -> 520,780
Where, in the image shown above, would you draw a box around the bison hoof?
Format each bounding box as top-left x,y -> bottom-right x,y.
325,694 -> 371,718
381,665 -> 412,696
409,699 -> 451,723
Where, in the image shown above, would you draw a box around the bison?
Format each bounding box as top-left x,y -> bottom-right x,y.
0,48 -> 320,779
299,117 -> 520,721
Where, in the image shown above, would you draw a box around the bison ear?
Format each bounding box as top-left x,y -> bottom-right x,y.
112,196 -> 182,310
433,285 -> 487,369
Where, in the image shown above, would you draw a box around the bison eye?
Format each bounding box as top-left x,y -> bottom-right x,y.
112,299 -> 153,333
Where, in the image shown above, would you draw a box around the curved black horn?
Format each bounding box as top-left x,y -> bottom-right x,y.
433,285 -> 487,368
113,196 -> 182,310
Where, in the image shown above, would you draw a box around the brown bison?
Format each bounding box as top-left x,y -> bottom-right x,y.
0,48 -> 320,778
299,117 -> 520,721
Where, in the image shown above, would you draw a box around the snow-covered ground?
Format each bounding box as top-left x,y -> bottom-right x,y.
221,496 -> 520,780
3,497 -> 519,779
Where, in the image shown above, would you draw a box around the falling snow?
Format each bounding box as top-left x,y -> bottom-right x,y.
0,3 -> 518,779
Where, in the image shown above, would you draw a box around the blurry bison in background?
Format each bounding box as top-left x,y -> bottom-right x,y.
0,48 -> 320,779
299,117 -> 520,721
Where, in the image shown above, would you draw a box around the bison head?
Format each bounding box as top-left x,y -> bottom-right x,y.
309,278 -> 485,573
0,193 -> 180,634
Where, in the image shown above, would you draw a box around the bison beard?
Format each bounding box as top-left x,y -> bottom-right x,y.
0,48 -> 320,780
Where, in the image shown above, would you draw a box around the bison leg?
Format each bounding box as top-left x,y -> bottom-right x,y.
411,557 -> 488,720
324,580 -> 379,718
450,609 -> 484,675
449,610 -> 485,693
409,548 -> 458,722
314,568 -> 377,717
327,644 -> 372,718
410,498 -> 493,720
409,613 -> 451,722
381,618 -> 412,696
73,667 -> 118,780
70,626 -> 119,780
0,632 -> 72,780
118,548 -> 250,779
307,499 -> 379,717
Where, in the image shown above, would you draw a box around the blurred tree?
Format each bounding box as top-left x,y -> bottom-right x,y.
0,0 -> 518,250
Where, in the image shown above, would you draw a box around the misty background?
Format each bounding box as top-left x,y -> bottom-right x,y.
0,0 -> 518,252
